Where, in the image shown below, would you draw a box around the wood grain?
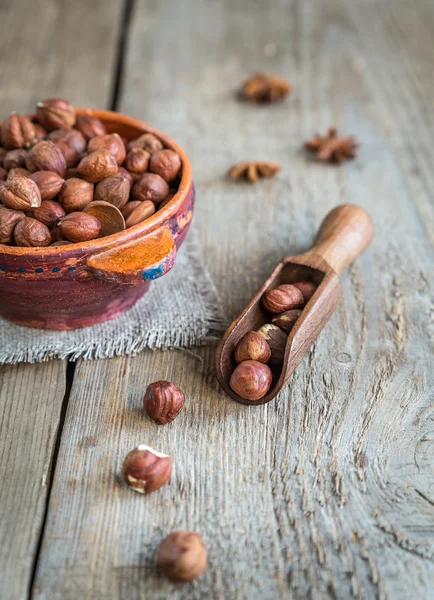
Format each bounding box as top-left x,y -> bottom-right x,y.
33,0 -> 434,598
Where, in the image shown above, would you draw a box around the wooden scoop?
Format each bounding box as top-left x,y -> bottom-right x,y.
216,204 -> 374,405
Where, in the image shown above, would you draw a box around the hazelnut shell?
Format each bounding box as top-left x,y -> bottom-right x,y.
83,201 -> 125,237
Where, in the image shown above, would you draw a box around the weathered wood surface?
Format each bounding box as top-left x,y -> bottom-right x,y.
0,1 -> 123,598
2,0 -> 434,598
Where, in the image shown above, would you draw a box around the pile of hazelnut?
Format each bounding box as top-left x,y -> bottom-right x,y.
229,280 -> 317,401
0,98 -> 181,247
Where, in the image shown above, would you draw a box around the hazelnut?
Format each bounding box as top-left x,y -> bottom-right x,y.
75,113 -> 107,139
50,226 -> 65,242
49,129 -> 86,167
0,206 -> 26,243
65,167 -> 79,179
77,149 -> 118,183
0,175 -> 41,210
234,331 -> 271,364
229,360 -> 272,401
32,200 -> 66,229
121,444 -> 172,494
127,132 -> 163,154
59,178 -> 94,212
1,113 -> 36,149
7,167 -> 30,179
124,148 -> 150,175
14,217 -> 51,247
120,200 -> 142,219
271,309 -> 302,333
25,141 -> 66,177
257,323 -> 287,365
29,171 -> 65,200
262,284 -> 304,313
94,174 -> 130,208
118,166 -> 133,185
58,212 -> 101,242
35,98 -> 76,130
125,200 -> 155,228
150,149 -> 181,182
132,173 -> 169,204
156,531 -> 207,582
33,123 -> 48,142
3,148 -> 27,170
83,201 -> 125,237
0,147 -> 7,166
292,280 -> 317,303
144,381 -> 185,425
0,167 -> 7,181
88,133 -> 126,165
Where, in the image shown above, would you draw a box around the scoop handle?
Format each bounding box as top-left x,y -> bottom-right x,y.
310,204 -> 374,274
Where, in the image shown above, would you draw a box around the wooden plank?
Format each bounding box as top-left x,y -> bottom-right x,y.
0,1 -> 124,598
34,0 -> 434,598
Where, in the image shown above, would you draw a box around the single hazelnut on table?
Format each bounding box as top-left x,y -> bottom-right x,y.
257,323 -> 287,365
35,98 -> 76,130
292,280 -> 317,303
75,113 -> 107,139
77,149 -> 118,183
122,444 -> 172,494
29,171 -> 65,200
262,284 -> 304,314
59,178 -> 94,212
3,148 -> 28,170
94,174 -> 130,209
271,309 -> 302,334
14,217 -> 51,247
124,147 -> 150,175
58,211 -> 101,242
230,360 -> 272,401
1,113 -> 36,149
25,140 -> 67,177
32,200 -> 66,229
150,149 -> 181,182
234,331 -> 271,364
156,531 -> 207,582
121,200 -> 142,219
0,175 -> 41,210
125,200 -> 155,228
0,206 -> 25,243
7,167 -> 30,179
132,173 -> 169,204
127,132 -> 163,154
144,381 -> 185,425
88,133 -> 126,166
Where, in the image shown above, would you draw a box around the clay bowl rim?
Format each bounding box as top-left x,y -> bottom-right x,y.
0,109 -> 193,256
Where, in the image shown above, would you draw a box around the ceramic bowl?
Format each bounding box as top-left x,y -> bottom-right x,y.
0,110 -> 194,329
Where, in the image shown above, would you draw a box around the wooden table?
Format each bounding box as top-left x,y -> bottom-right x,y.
1,1 -> 433,598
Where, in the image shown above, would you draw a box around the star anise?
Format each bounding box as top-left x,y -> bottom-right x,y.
241,73 -> 291,103
305,127 -> 359,164
228,160 -> 281,183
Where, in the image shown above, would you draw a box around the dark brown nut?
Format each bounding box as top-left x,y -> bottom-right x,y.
94,174 -> 130,208
58,212 -> 101,242
0,175 -> 41,210
7,167 -> 30,179
14,217 -> 51,247
1,113 -> 36,149
234,331 -> 271,364
33,123 -> 48,142
77,149 -> 118,183
29,171 -> 65,200
257,323 -> 287,365
127,132 -> 164,154
0,147 -> 7,166
271,309 -> 302,333
150,149 -> 181,182
122,445 -> 172,494
143,381 -> 185,425
75,113 -> 107,139
50,226 -> 64,242
118,166 -> 134,185
83,201 -> 125,236
124,147 -> 150,175
59,178 -> 94,212
3,148 -> 28,170
157,531 -> 207,582
121,200 -> 142,219
65,167 -> 79,179
35,98 -> 76,130
51,240 -> 72,246
25,141 -> 66,177
0,206 -> 26,243
125,200 -> 155,228
49,129 -> 86,168
229,360 -> 272,401
262,284 -> 304,314
292,280 -> 317,303
32,200 -> 66,229
132,173 -> 169,204
0,167 -> 7,181
88,133 -> 126,165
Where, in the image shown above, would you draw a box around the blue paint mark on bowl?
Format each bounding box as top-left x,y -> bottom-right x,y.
142,264 -> 164,280
0,265 -> 7,272
17,267 -> 26,273
52,267 -> 61,273
35,267 -> 44,273
68,266 -> 76,271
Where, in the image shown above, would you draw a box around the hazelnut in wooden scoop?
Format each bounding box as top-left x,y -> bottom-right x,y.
271,309 -> 302,334
1,113 -> 36,149
59,178 -> 94,212
0,206 -> 25,243
0,175 -> 41,210
257,323 -> 287,366
144,381 -> 185,425
262,284 -> 304,314
229,360 -> 272,401
29,171 -> 65,200
88,133 -> 126,165
14,217 -> 51,247
35,98 -> 76,130
25,141 -> 67,177
77,149 -> 118,183
234,331 -> 271,364
122,444 -> 172,494
156,531 -> 207,582
292,280 -> 317,303
150,149 -> 181,182
132,173 -> 169,204
58,212 -> 101,242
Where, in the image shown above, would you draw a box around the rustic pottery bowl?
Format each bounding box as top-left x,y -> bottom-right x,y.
0,110 -> 194,329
